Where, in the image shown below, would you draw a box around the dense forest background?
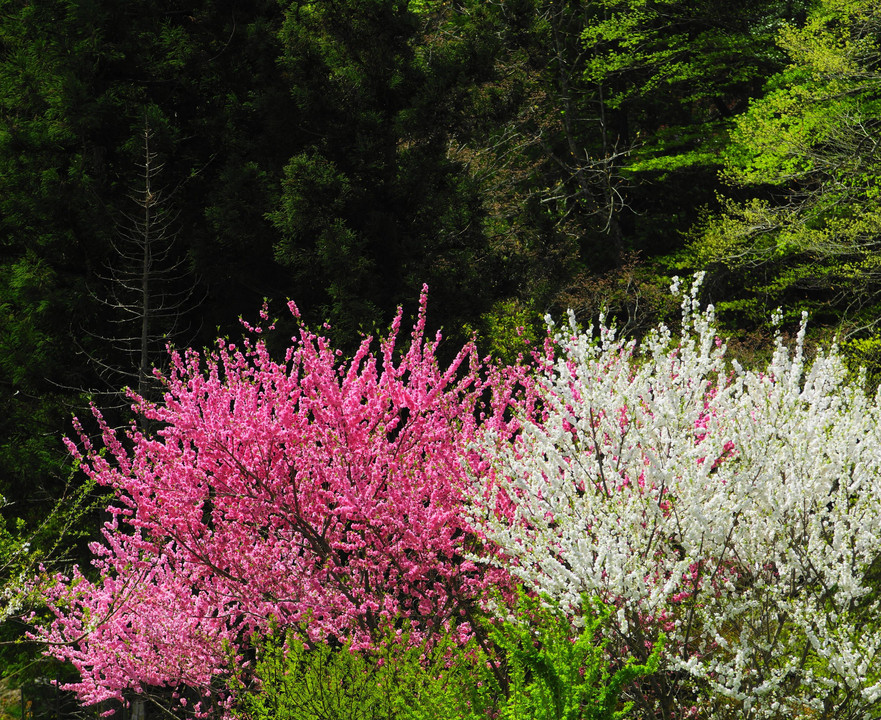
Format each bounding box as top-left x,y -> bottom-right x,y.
1,0 -> 880,696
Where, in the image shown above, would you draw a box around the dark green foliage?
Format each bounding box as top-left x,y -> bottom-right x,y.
0,0 -> 103,525
270,0 -> 494,346
0,0 -> 297,504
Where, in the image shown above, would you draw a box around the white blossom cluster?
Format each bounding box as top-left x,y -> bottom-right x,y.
474,275 -> 881,719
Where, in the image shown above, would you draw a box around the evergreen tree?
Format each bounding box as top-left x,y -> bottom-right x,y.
270,0 -> 492,345
0,0 -> 297,517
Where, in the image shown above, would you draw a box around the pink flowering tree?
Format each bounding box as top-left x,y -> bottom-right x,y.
34,288 -> 521,712
472,275 -> 881,720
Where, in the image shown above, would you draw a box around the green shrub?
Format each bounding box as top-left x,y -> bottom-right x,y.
490,594 -> 663,720
232,595 -> 661,720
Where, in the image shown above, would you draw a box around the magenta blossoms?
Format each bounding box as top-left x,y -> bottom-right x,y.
473,275 -> 881,720
36,289 -> 518,708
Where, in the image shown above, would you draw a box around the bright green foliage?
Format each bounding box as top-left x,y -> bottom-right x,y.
233,632 -> 395,720
465,298 -> 541,365
723,0 -> 880,186
694,0 -> 881,335
842,333 -> 881,390
234,596 -> 659,720
582,0 -> 804,175
232,628 -> 499,720
492,594 -> 662,720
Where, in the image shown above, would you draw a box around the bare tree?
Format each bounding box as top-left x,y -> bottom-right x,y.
82,119 -> 201,405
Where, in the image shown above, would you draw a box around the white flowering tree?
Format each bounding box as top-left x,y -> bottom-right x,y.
473,275 -> 881,720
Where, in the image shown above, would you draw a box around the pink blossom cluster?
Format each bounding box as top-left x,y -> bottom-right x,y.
36,288 -> 522,708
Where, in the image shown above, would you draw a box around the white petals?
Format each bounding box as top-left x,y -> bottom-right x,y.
473,278 -> 881,718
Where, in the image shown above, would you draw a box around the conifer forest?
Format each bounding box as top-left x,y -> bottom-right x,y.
3,2 -> 881,719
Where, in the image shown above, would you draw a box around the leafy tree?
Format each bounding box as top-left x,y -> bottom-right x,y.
692,0 -> 881,339
428,0 -> 807,334
583,0 -> 807,172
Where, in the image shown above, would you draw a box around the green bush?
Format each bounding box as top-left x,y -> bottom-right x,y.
232,595 -> 661,720
490,594 -> 662,720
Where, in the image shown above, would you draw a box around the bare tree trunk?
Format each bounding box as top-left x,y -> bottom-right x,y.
78,116 -> 201,411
